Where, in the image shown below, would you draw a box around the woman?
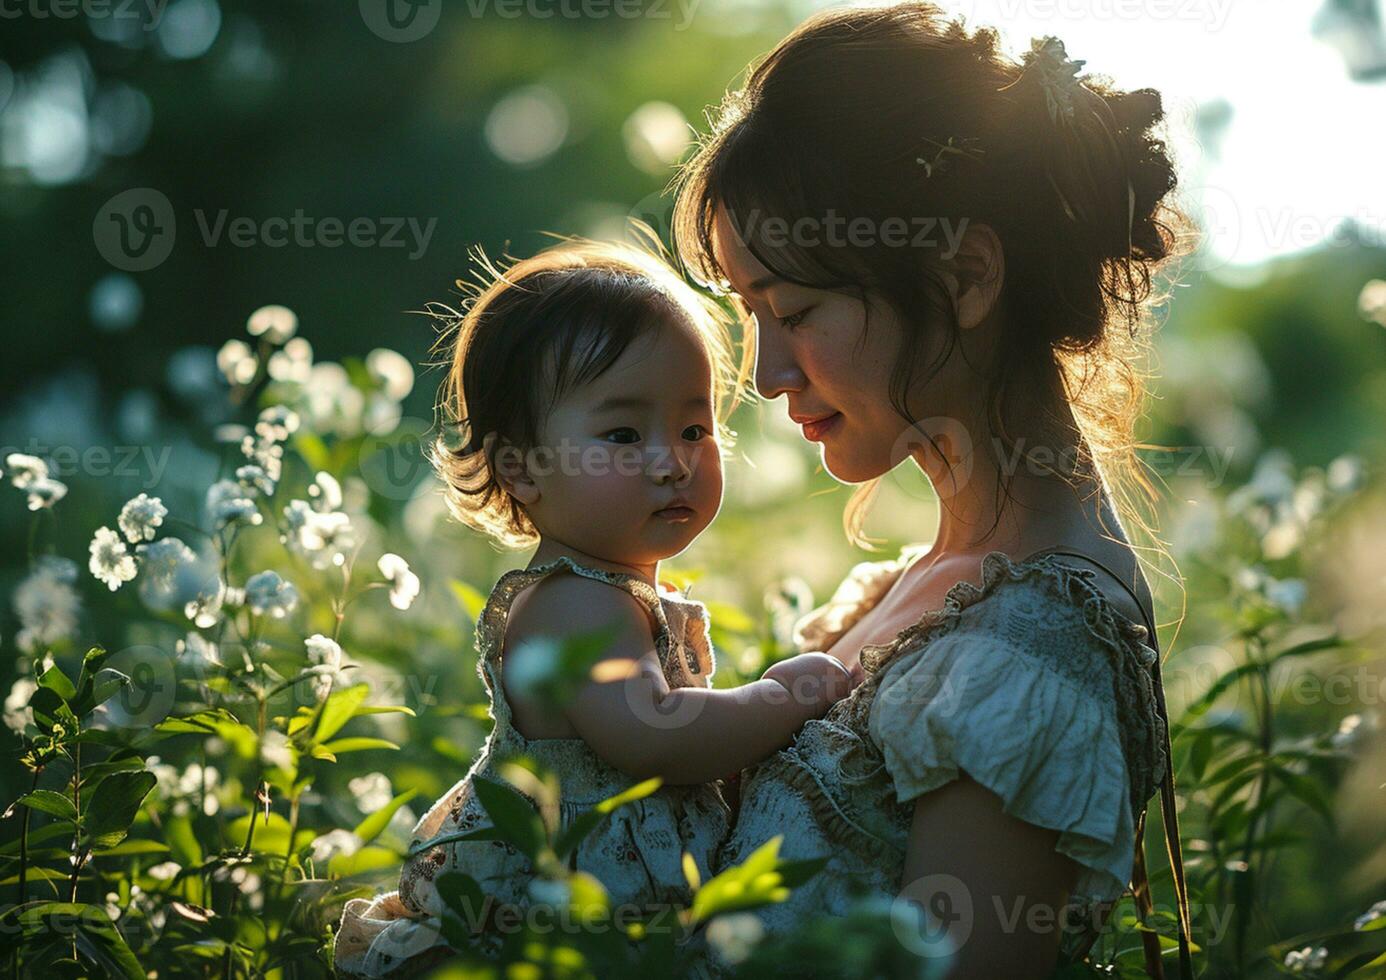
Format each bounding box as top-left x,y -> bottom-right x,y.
670,4 -> 1194,976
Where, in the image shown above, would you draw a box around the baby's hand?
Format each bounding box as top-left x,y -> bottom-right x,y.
762,652 -> 857,716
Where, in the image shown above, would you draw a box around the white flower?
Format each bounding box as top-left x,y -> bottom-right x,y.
89,526 -> 137,591
303,361 -> 365,438
268,337 -> 314,384
1358,278 -> 1386,327
14,556 -> 82,655
206,480 -> 262,531
176,631 -> 221,669
308,471 -> 342,513
255,405 -> 301,442
147,861 -> 181,881
305,633 -> 347,700
216,338 -> 258,386
1355,899 -> 1386,931
235,465 -> 276,498
366,348 -> 414,401
4,678 -> 38,734
184,577 -> 228,628
305,633 -> 342,668
134,537 -> 195,589
705,912 -> 765,966
1327,454 -> 1365,495
308,829 -> 360,865
239,433 -> 284,481
347,773 -> 394,812
118,493 -> 167,542
25,478 -> 67,511
246,304 -> 298,344
302,510 -> 356,569
244,571 -> 299,619
1283,945 -> 1327,972
4,453 -> 49,489
260,730 -> 295,771
377,553 -> 420,611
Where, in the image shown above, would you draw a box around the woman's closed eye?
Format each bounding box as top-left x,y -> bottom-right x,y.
777,307 -> 813,329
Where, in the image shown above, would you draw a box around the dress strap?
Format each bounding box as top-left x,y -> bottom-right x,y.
474,555 -> 675,702
1018,545 -> 1158,653
1020,544 -> 1195,978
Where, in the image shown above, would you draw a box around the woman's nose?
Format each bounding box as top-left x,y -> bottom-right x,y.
753,321 -> 806,399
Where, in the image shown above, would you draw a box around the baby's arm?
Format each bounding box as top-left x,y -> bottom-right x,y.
508,575 -> 854,786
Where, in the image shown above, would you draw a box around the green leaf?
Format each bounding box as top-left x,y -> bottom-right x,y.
71,668 -> 131,717
12,903 -> 144,979
1270,765 -> 1335,827
315,684 -> 370,743
318,737 -> 400,754
449,579 -> 488,622
82,770 -> 156,849
164,814 -> 203,867
471,775 -> 546,861
17,790 -> 78,821
29,685 -> 78,734
38,664 -> 77,701
353,789 -> 419,846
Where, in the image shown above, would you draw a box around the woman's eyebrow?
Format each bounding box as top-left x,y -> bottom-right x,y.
745,273 -> 781,295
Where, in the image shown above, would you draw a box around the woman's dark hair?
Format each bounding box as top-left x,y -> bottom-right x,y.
672,1 -> 1195,549
426,227 -> 737,549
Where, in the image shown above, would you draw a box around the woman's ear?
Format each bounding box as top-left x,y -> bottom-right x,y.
939,222 -> 1006,331
484,432 -> 540,507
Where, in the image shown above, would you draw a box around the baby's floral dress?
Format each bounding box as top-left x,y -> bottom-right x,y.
334,556 -> 732,978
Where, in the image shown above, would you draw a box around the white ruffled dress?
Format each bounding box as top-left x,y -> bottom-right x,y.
713,547 -> 1168,964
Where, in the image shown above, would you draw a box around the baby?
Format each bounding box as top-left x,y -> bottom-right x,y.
334,232 -> 856,977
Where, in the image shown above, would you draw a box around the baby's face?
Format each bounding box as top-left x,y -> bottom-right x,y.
519,316 -> 724,566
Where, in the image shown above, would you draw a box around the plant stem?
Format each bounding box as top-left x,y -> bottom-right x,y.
13,767 -> 41,977
1234,634 -> 1275,969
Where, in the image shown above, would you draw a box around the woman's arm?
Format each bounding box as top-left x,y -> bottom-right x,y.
901,772 -> 1080,979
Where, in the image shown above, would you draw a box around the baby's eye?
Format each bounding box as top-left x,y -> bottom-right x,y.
602,427 -> 641,444
682,424 -> 711,441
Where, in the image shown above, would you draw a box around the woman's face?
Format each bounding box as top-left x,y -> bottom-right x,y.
711,205 -> 971,485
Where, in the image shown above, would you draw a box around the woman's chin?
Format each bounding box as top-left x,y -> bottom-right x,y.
819,445 -> 887,485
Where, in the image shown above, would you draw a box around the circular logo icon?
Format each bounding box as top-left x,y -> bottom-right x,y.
359,415 -> 433,500
627,189 -> 675,247
99,644 -> 178,729
886,416 -> 975,504
891,872 -> 972,959
359,0 -> 442,43
94,188 -> 176,272
1193,182 -> 1243,274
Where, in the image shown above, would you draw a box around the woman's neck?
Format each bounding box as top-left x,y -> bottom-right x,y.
914,397 -> 1114,559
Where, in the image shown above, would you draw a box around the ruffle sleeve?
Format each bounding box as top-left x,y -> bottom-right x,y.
865,553 -> 1166,905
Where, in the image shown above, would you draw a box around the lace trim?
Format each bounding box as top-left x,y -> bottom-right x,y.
872,550 -> 1167,823
811,549 -> 1167,825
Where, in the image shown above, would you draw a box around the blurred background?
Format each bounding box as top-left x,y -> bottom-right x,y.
1,1 -> 1384,976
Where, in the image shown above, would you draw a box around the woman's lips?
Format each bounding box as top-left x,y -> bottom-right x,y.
653,505 -> 696,523
799,412 -> 842,442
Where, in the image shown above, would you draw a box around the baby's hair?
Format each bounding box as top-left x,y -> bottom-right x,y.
425,224 -> 740,550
